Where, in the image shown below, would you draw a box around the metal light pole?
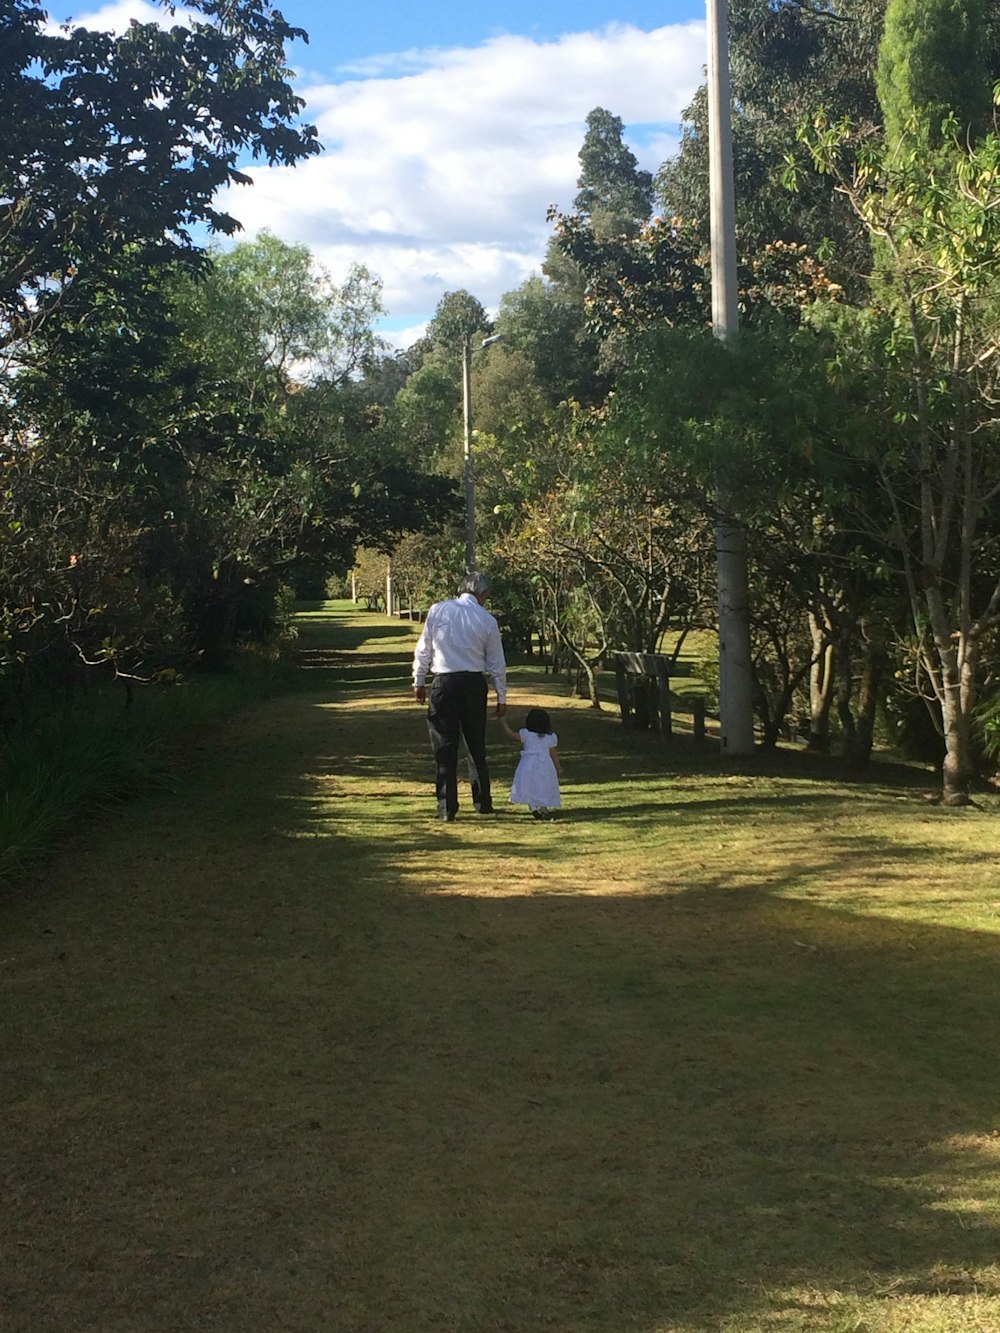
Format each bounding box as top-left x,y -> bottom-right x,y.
462,332 -> 503,572
707,0 -> 755,756
462,336 -> 475,571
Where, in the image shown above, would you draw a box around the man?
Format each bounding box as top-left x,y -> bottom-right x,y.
412,571 -> 507,821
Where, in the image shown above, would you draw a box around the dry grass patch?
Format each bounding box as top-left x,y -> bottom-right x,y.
3,603 -> 1000,1332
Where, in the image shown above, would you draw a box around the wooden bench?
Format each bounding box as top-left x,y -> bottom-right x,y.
612,651 -> 706,742
361,592 -> 384,611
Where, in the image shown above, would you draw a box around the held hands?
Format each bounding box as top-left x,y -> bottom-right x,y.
495,701 -> 507,719
498,714 -> 519,740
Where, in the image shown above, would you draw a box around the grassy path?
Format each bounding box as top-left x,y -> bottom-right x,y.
4,603 -> 1000,1332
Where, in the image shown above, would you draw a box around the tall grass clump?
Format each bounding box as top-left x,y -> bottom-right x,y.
0,652 -> 295,889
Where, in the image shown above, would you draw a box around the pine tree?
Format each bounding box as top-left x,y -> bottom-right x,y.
573,108 -> 653,241
876,0 -> 991,148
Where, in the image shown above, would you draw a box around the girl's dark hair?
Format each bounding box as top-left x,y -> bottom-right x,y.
524,707 -> 553,736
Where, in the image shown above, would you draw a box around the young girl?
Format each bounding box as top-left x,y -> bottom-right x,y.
500,707 -> 563,819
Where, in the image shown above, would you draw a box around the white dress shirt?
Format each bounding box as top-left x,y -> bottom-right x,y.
413,593 -> 507,702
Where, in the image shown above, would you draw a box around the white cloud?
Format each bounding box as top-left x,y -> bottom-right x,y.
46,0 -> 191,32
42,8 -> 705,335
381,320 -> 429,353
220,21 -> 705,330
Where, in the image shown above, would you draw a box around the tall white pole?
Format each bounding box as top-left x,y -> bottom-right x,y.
707,0 -> 755,756
462,337 -> 475,571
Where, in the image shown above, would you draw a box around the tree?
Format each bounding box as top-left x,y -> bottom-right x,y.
157,239 -> 449,657
428,290 -> 489,352
182,233 -> 385,396
541,109 -> 657,379
0,234 -> 452,684
877,0 -> 991,147
0,0 -> 319,354
496,407 -> 713,706
574,107 -> 654,241
496,274 -> 603,408
799,0 -> 1000,802
658,0 -> 1000,300
658,0 -> 885,300
593,306 -> 909,757
391,347 -> 463,469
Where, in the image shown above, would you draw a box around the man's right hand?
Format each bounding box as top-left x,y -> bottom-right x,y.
413,685 -> 426,704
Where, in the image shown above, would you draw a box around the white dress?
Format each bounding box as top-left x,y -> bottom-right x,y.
509,730 -> 561,809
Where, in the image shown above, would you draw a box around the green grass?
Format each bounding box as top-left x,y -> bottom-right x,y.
0,652 -> 294,888
3,602 -> 1000,1332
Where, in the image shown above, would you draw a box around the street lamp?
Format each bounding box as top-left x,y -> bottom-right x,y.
462,332 -> 504,571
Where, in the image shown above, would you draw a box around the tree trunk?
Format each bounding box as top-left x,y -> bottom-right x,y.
753,680 -> 779,750
807,612 -> 834,752
580,662 -> 601,708
843,635 -> 884,769
924,577 -> 974,804
940,683 -> 972,804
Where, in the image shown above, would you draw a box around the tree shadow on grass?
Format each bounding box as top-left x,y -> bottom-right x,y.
250,654 -> 1000,1326
265,621 -> 1000,1327
296,626 -> 413,679
250,840 -> 1000,1331
14,861 -> 999,1330
5,607 -> 998,1333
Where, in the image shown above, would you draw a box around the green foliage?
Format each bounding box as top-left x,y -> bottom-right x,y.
0,0 -> 319,351
1,230 -> 453,711
877,0 -> 991,147
546,211 -> 707,347
545,109 -> 672,374
392,346 -> 462,466
611,318 -> 845,501
573,107 -> 654,241
604,316 -> 904,753
428,290 -> 489,351
798,99 -> 1000,797
496,274 -> 604,407
0,651 -> 292,888
975,688 -> 1000,764
496,398 -> 715,700
549,211 -> 844,357
658,0 -> 885,300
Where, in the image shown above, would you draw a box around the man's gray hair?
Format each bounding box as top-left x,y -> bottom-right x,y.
459,571 -> 490,597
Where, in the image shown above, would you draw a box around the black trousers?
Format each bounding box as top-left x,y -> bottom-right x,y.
426,672 -> 492,816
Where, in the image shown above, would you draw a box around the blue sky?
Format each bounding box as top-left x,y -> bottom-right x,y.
50,0 -> 709,344
296,1 -> 706,70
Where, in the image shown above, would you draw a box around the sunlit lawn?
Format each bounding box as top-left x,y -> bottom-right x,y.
3,602 -> 1000,1332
